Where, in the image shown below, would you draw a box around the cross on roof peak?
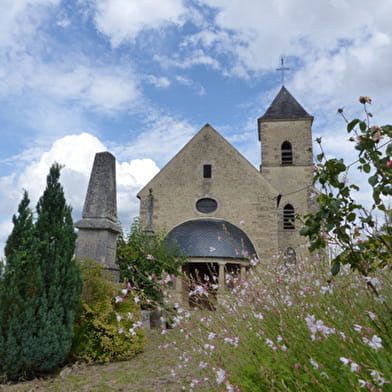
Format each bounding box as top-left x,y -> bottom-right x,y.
276,56 -> 290,85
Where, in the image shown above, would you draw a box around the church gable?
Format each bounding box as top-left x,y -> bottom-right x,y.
137,124 -> 280,258
138,124 -> 277,201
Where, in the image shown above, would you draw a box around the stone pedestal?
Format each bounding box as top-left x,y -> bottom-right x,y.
75,152 -> 121,281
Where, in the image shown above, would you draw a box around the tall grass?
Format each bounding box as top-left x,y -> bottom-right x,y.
161,256 -> 392,392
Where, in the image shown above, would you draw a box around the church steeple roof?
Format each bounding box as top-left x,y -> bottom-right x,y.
260,86 -> 313,121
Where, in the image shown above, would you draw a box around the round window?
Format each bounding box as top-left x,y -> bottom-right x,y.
196,198 -> 217,213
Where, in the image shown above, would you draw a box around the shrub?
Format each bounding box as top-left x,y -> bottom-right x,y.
71,259 -> 145,364
0,164 -> 81,381
116,218 -> 186,307
301,98 -> 392,275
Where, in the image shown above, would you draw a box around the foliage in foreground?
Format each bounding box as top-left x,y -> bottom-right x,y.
0,164 -> 82,381
161,256 -> 392,392
301,97 -> 392,275
71,259 -> 145,364
116,219 -> 186,307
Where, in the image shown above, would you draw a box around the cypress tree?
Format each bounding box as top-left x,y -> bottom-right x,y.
32,163 -> 82,374
0,191 -> 42,380
0,164 -> 82,380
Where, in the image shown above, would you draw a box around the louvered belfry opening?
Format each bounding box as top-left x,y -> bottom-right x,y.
283,204 -> 295,229
281,141 -> 293,165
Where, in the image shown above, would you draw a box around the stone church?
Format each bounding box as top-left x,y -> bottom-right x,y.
75,85 -> 316,304
136,86 -> 316,302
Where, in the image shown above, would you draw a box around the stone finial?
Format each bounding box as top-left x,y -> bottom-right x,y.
144,188 -> 154,234
75,151 -> 121,281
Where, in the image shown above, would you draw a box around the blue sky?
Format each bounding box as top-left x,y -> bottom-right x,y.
1,0 -> 392,255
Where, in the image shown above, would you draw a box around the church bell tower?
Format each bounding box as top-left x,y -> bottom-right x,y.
258,85 -> 314,259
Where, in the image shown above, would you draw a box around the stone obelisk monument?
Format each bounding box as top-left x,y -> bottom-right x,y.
75,151 -> 121,281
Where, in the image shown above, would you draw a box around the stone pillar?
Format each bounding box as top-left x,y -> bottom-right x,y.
217,261 -> 226,294
75,151 -> 121,281
240,265 -> 247,280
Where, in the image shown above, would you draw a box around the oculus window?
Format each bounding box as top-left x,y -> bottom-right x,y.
196,198 -> 217,213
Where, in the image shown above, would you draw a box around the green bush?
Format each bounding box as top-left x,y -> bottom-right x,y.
71,259 -> 145,364
0,164 -> 81,381
301,99 -> 392,275
117,218 -> 186,307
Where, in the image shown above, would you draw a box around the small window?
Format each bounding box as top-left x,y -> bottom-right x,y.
203,164 -> 212,178
283,204 -> 295,229
196,198 -> 217,213
281,141 -> 293,165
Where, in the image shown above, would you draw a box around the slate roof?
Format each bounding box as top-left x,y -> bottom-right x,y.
260,86 -> 313,120
166,219 -> 257,259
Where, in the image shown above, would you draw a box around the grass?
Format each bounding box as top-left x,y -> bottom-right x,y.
0,330 -> 190,392
2,257 -> 392,392
159,257 -> 392,391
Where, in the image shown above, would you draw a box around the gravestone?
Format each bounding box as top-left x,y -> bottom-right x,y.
75,151 -> 121,281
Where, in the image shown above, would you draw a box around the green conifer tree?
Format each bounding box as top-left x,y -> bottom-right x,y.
0,164 -> 82,380
32,163 -> 82,373
0,191 -> 43,380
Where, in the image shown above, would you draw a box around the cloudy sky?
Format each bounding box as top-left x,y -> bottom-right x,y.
1,0 -> 391,255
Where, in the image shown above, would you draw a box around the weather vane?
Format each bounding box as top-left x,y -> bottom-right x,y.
276,56 -> 290,85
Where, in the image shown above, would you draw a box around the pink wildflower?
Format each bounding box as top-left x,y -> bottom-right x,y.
370,369 -> 387,386
305,314 -> 335,340
386,160 -> 392,168
309,358 -> 319,370
363,335 -> 382,350
216,368 -> 226,384
208,332 -> 217,340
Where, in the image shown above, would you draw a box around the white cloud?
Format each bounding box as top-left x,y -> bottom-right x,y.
16,133 -> 106,208
116,158 -> 160,227
156,49 -> 221,70
0,0 -> 60,49
175,75 -> 206,96
0,55 -> 141,113
0,133 -> 160,256
144,75 -> 171,88
118,159 -> 159,186
94,0 -> 187,47
112,113 -> 197,167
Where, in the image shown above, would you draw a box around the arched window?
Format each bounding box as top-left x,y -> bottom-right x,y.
284,247 -> 296,264
281,141 -> 293,165
283,204 -> 295,229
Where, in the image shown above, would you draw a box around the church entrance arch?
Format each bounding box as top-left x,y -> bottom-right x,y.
166,218 -> 257,307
